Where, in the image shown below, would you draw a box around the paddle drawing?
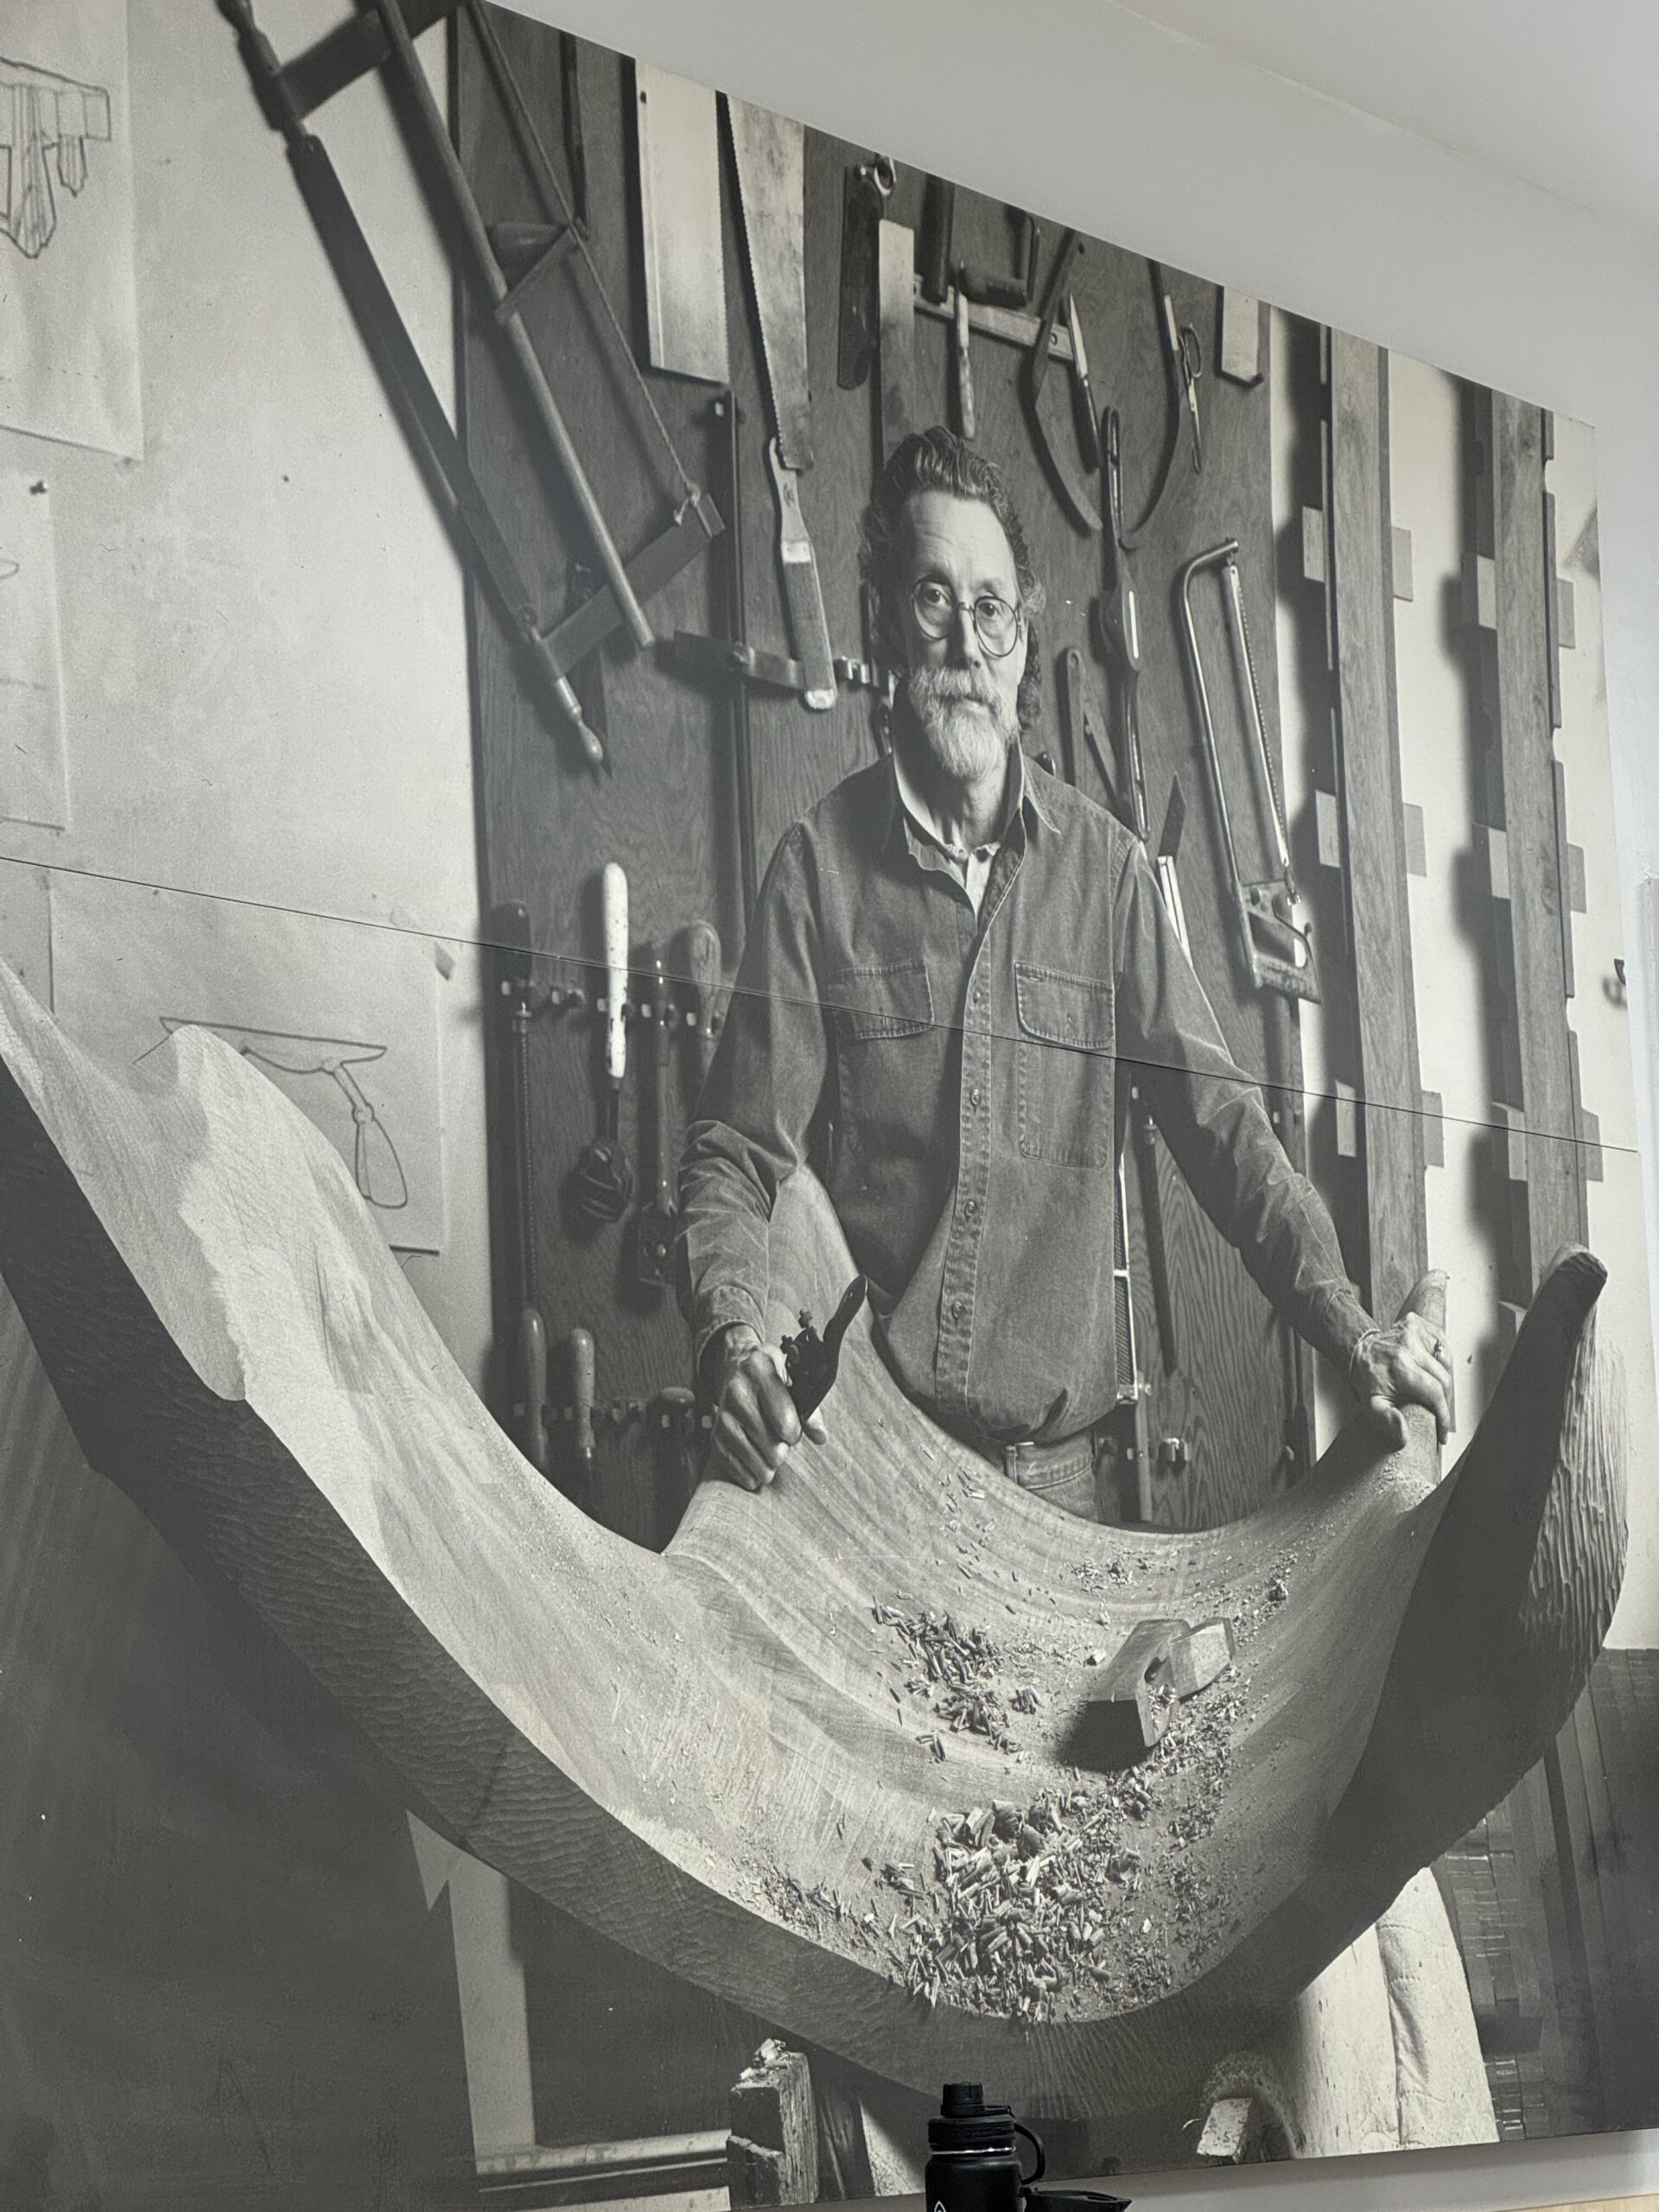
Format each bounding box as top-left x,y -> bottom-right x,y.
0,56 -> 112,260
156,1016 -> 411,1214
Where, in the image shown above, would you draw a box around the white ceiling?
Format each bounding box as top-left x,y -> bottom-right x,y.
1112,0 -> 1659,235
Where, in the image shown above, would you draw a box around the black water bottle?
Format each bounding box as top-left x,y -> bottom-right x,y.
924,2085 -> 1131,2212
924,2084 -> 1044,2212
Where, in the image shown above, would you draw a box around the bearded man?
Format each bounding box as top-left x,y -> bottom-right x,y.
679,427 -> 1451,1516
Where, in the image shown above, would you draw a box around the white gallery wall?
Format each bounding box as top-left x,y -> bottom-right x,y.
495,3 -> 1659,2207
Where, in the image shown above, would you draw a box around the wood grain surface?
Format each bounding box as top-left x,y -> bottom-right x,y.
456,11 -> 1309,1539
0,967 -> 1625,2119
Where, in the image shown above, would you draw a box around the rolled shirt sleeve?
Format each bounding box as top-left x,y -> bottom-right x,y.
1112,836 -> 1375,1374
678,825 -> 832,1370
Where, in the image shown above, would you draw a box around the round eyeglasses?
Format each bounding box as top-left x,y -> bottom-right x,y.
909,579 -> 1022,658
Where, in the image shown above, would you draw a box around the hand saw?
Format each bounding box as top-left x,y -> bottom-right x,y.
726,96 -> 836,710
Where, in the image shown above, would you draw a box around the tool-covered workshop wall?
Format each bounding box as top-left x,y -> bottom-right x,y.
461,11 -> 1315,1543
437,3 -> 1659,2159
5,0 -> 1659,2197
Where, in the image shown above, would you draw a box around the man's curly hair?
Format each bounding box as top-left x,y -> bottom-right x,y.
859,426 -> 1045,732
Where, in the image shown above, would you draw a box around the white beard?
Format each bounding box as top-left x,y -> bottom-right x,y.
904,665 -> 1020,782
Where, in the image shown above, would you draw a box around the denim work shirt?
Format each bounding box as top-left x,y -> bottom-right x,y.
680,751 -> 1371,1448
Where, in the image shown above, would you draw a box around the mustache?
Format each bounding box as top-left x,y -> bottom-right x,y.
907,666 -> 1001,713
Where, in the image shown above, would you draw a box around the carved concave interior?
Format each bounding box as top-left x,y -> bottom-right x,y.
0,963 -> 1625,2111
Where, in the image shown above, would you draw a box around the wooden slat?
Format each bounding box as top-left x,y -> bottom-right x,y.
1471,387 -> 1599,2140
1484,388 -> 1584,1260
1328,332 -> 1427,1318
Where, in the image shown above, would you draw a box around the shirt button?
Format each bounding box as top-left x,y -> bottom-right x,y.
969,1086 -> 983,1107
950,1299 -> 966,1322
963,1197 -> 979,1217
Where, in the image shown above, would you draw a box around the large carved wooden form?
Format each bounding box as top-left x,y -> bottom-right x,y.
0,966 -> 1626,2113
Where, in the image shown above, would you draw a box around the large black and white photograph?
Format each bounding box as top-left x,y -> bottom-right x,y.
2,2 -> 1657,2208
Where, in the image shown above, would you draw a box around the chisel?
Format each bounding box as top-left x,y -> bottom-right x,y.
727,97 -> 836,712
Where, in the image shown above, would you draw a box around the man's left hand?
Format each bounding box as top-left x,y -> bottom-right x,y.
1352,1313 -> 1453,1447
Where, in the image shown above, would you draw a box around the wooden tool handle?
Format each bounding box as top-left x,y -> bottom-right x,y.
518,1303 -> 548,1475
569,1327 -> 596,1464
683,918 -> 724,1081
601,862 -> 628,1084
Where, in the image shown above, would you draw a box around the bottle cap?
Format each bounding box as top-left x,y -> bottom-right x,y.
929,2083 -> 1016,2152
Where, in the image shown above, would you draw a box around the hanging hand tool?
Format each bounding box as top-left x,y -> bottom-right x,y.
1058,648 -> 1121,820
633,952 -> 679,1289
1100,406 -> 1190,1383
912,177 -> 976,435
219,0 -> 723,779
1130,1088 -> 1177,1376
681,919 -> 725,1090
765,443 -> 836,711
726,97 -> 836,712
951,288 -> 976,439
1064,295 -> 1102,474
836,153 -> 894,390
877,216 -> 919,461
1024,230 -> 1101,535
1096,411 -> 1147,840
1179,541 -> 1319,1003
518,1306 -> 550,1477
1117,263 -> 1202,550
558,30 -> 587,232
1153,775 -> 1192,960
371,0 -> 650,648
634,63 -> 730,385
567,1327 -> 597,1497
570,863 -> 635,1223
780,1275 -> 868,1423
491,901 -> 550,1470
917,175 -> 955,306
957,207 -> 1039,310
1162,283 -> 1204,475
1113,1154 -> 1156,1521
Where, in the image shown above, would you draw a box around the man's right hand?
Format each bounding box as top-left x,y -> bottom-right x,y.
705,1323 -> 828,1491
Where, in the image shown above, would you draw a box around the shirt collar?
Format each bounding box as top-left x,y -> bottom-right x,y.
884,741 -> 1058,858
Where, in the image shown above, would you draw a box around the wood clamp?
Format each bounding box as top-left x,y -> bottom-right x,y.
1179,541 -> 1319,1003
217,0 -> 722,775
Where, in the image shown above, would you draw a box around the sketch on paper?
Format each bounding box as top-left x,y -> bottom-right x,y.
47,874 -> 448,1252
0,473 -> 70,830
0,0 -> 140,456
154,1018 -> 411,1214
0,57 -> 113,259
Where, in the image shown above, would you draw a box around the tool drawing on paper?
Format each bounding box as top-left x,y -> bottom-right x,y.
0,57 -> 112,259
155,1017 -> 410,1212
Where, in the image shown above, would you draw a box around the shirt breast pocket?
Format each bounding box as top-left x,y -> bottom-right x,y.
829,961 -> 935,1145
1015,964 -> 1116,1168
